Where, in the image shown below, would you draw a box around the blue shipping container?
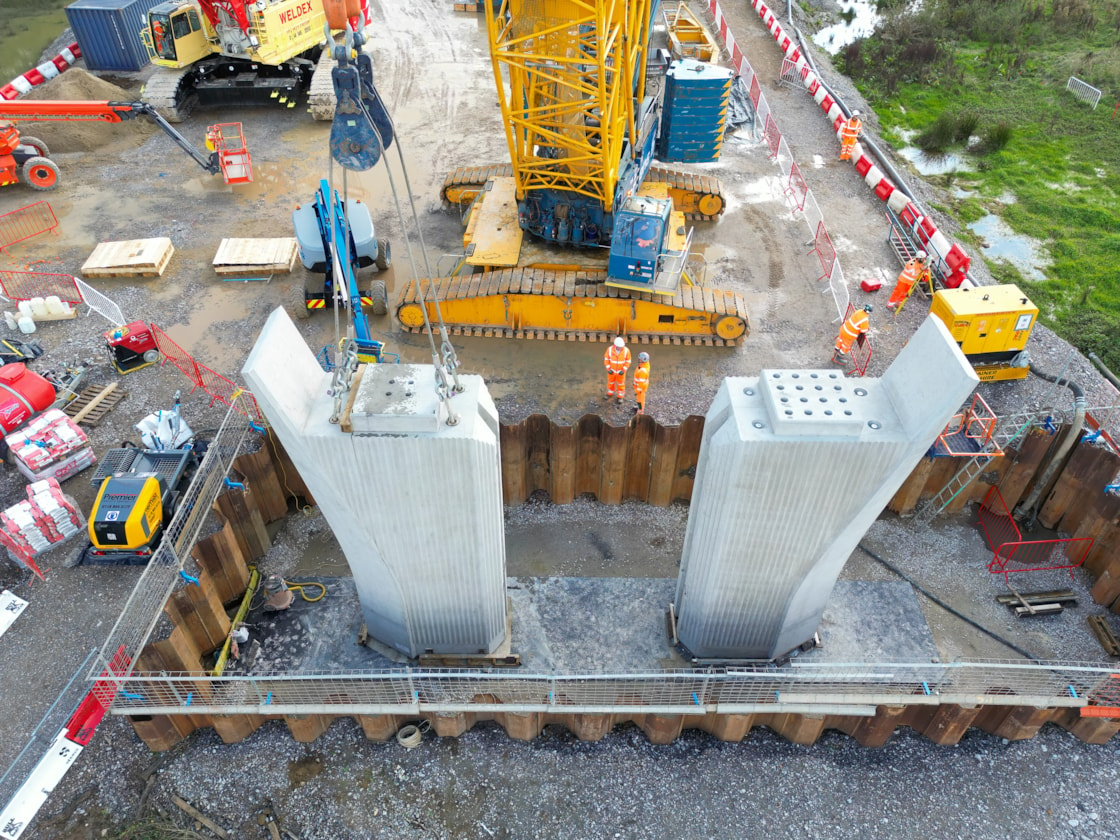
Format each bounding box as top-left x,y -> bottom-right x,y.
65,0 -> 166,72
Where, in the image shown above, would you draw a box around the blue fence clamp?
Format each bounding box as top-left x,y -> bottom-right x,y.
774,690 -> 780,702
1106,484 -> 1120,495
691,692 -> 700,706
178,570 -> 200,587
121,690 -> 143,701
185,692 -> 193,706
922,681 -> 931,695
248,420 -> 265,434
265,691 -> 272,705
1084,429 -> 1102,443
1068,685 -> 1078,698
1044,416 -> 1057,434
224,477 -> 245,491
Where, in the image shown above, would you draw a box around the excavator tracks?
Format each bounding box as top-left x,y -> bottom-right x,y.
441,163 -> 726,221
142,67 -> 194,123
395,268 -> 749,345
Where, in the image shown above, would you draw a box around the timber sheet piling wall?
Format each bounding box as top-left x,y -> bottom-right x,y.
124,419 -> 1120,751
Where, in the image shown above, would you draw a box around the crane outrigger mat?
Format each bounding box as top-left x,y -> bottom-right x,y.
81,238 -> 174,278
212,238 -> 298,275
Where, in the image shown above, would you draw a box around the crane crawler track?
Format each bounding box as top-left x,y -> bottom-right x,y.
441,163 -> 725,221
395,268 -> 749,345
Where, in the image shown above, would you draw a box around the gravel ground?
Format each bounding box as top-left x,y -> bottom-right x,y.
2,1 -> 1120,838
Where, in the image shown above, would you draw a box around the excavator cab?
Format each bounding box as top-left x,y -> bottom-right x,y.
145,2 -> 209,67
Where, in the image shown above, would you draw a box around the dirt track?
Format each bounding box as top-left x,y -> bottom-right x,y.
2,1 -> 1120,838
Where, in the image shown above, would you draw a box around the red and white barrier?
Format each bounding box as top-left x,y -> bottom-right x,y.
707,0 -> 973,288
0,42 -> 82,102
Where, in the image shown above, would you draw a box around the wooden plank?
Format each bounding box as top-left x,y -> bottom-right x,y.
599,422 -> 629,504
212,238 -> 298,274
66,383 -> 118,425
889,455 -> 935,514
669,415 -> 704,503
999,428 -> 1059,512
171,794 -> 229,839
338,364 -> 366,434
500,420 -> 527,505
622,414 -> 656,502
575,415 -> 605,499
525,414 -> 552,498
81,238 -> 174,278
647,422 -> 683,507
550,421 -> 577,504
1041,439 -> 1120,533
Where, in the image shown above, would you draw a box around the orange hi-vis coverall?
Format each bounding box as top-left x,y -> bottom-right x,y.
839,116 -> 862,160
887,258 -> 931,309
834,308 -> 869,356
604,343 -> 632,399
633,361 -> 650,413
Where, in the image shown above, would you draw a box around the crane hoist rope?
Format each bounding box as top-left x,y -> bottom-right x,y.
327,24 -> 465,420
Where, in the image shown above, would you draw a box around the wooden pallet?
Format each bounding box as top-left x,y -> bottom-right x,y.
62,383 -> 127,427
212,237 -> 299,276
1089,615 -> 1120,657
81,238 -> 174,278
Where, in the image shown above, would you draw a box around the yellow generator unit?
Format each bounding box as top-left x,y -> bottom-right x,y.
930,284 -> 1037,381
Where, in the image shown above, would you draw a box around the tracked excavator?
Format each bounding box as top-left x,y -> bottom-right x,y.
139,0 -> 353,121
396,0 -> 750,345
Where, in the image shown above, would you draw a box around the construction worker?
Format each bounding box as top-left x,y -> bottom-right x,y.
886,250 -> 931,312
604,336 -> 631,403
633,352 -> 650,414
839,110 -> 862,161
833,304 -> 872,364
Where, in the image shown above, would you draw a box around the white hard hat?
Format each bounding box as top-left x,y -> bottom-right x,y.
614,336 -> 625,348
851,109 -> 861,118
917,250 -> 928,260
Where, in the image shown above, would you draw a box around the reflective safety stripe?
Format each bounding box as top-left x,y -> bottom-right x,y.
307,300 -> 325,309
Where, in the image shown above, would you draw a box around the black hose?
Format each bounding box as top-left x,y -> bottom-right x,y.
1088,352 -> 1120,391
1015,364 -> 1086,527
858,543 -> 1041,662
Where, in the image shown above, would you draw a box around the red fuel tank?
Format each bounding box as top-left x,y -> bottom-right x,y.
0,363 -> 55,433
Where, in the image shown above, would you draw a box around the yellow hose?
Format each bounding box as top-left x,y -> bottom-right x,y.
212,567 -> 260,676
284,580 -> 326,602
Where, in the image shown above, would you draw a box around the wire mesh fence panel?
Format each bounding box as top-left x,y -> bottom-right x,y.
91,403 -> 254,688
0,649 -> 98,814
73,278 -> 125,327
0,271 -> 80,304
809,221 -> 837,283
1066,76 -> 1101,109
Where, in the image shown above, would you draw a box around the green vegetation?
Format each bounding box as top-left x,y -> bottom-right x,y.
839,0 -> 1120,371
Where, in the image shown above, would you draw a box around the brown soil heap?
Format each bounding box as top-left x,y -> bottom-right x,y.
19,68 -> 156,153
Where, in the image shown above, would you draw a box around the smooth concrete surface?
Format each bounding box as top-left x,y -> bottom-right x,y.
675,316 -> 979,660
243,308 -> 507,658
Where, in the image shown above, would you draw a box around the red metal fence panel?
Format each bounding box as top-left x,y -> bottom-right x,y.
762,113 -> 781,160
784,160 -> 808,212
749,73 -> 761,108
808,220 -> 837,283
150,323 -> 203,390
0,270 -> 81,304
0,201 -> 58,253
151,323 -> 265,423
979,486 -> 1093,582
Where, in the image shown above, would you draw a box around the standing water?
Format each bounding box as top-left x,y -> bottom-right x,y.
812,0 -> 881,55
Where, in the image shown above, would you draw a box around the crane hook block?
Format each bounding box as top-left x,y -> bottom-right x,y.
330,63 -> 381,171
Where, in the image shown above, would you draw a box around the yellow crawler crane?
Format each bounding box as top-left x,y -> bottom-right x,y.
399,0 -> 749,345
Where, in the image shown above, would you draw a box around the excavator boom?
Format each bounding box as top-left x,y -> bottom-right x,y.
0,100 -> 252,183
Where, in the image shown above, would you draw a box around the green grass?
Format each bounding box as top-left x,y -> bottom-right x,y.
839,0 -> 1120,371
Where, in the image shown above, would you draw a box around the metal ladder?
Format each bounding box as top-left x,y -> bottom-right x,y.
916,410 -> 1043,525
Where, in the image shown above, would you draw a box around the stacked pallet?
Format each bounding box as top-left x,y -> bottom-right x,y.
6,409 -> 97,483
0,478 -> 84,570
